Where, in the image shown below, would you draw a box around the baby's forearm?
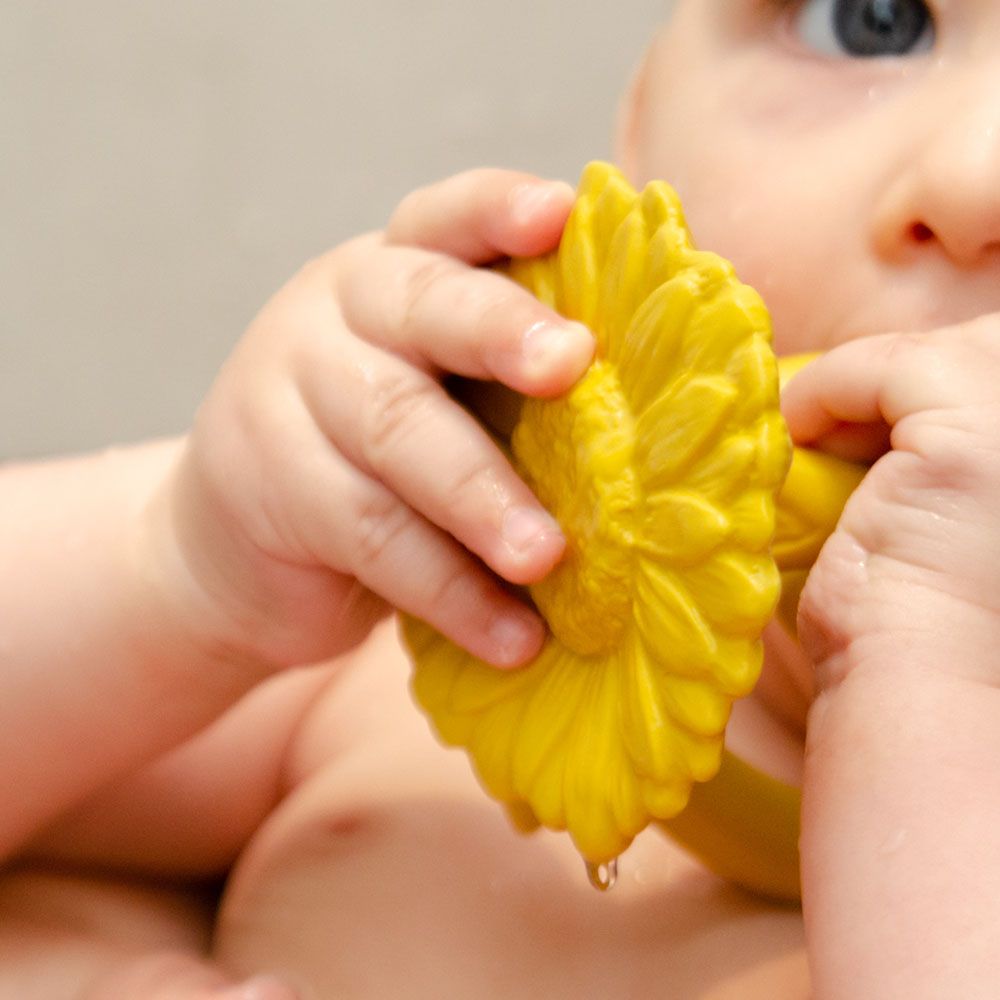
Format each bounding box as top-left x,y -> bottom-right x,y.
802,623 -> 1000,999
0,440 -> 270,860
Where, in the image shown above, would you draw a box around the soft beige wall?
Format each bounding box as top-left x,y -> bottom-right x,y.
1,1 -> 662,459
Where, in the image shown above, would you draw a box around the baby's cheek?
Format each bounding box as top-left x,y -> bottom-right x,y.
678,213 -> 821,358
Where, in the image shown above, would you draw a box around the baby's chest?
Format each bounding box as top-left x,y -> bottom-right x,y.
218,635 -> 809,999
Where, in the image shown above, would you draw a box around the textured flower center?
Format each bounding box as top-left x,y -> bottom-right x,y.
512,359 -> 639,656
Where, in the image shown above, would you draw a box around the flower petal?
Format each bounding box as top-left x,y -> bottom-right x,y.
619,638 -> 682,782
635,375 -> 739,489
556,197 -> 599,327
680,551 -> 781,637
638,489 -> 731,565
633,560 -> 718,675
613,279 -> 689,410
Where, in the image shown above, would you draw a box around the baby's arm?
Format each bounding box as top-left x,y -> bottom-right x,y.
783,324 -> 1000,999
1,171 -> 604,1000
0,171 -> 593,863
0,658 -> 335,1000
19,665 -> 333,879
0,440 -> 240,860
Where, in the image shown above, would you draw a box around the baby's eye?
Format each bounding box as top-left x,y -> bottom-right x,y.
793,0 -> 934,58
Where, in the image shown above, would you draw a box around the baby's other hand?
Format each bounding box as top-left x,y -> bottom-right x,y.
782,316 -> 1000,684
781,317 -> 1000,997
160,171 -> 594,674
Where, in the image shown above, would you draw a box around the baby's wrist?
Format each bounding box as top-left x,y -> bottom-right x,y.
804,592 -> 1000,697
126,440 -> 278,689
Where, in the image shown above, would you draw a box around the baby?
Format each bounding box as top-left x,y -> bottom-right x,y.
4,1 -> 1000,997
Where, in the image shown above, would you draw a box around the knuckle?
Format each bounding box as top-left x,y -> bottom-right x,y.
404,259 -> 530,352
387,182 -> 442,241
443,453 -> 501,515
882,329 -> 924,367
324,231 -> 382,274
397,255 -> 457,332
387,186 -> 423,228
298,248 -> 338,281
359,369 -> 437,465
423,562 -> 489,628
325,231 -> 382,296
349,487 -> 412,569
298,235 -> 376,290
475,280 -> 533,339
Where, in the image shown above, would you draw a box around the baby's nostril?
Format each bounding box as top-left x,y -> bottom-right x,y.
911,221 -> 935,243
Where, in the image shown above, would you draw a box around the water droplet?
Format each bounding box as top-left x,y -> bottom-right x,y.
585,857 -> 618,892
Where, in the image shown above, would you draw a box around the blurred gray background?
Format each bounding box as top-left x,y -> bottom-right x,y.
1,1 -> 662,459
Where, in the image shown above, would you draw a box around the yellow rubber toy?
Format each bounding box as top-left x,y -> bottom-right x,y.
402,163 -> 865,901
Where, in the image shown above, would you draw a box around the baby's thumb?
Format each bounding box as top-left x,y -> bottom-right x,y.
80,951 -> 299,1000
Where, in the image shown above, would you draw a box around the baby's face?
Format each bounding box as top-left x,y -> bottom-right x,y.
620,0 -> 1000,356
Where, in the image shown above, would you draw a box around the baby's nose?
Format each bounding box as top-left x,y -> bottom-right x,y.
877,72 -> 1000,268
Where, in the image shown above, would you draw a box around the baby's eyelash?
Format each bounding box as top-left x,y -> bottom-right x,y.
750,0 -> 937,59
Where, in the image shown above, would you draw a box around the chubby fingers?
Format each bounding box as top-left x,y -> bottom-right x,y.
245,169 -> 591,668
385,169 -> 575,263
782,321 -> 1000,450
337,238 -> 594,397
281,202 -> 597,667
287,333 -> 562,667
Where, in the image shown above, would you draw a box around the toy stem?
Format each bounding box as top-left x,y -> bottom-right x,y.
658,749 -> 802,902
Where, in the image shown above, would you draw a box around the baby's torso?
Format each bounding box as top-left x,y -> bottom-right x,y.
214,620 -> 809,999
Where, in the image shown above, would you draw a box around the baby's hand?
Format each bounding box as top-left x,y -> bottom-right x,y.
162,171 -> 594,673
781,318 -> 1000,998
783,317 -> 1000,681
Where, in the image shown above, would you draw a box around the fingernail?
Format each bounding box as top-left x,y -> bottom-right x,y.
521,320 -> 594,380
502,505 -> 563,556
489,610 -> 545,667
509,181 -> 574,226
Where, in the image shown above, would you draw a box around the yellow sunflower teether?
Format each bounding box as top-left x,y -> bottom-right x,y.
657,356 -> 865,901
402,162 -> 797,891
